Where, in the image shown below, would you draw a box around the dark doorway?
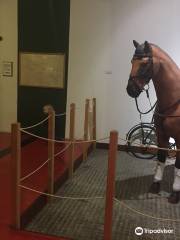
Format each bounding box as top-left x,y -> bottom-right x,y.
18,0 -> 70,139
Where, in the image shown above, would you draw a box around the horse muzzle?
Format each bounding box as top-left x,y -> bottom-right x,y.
126,80 -> 142,98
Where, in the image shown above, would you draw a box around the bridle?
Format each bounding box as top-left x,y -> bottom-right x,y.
129,53 -> 154,88
130,50 -> 155,117
135,90 -> 157,115
129,43 -> 180,118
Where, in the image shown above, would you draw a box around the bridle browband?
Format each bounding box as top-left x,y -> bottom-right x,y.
129,53 -> 153,86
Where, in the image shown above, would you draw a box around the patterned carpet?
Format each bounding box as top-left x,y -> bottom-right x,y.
25,149 -> 180,240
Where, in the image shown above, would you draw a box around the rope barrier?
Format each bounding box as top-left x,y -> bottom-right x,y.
20,106 -> 83,131
19,184 -> 104,201
15,120 -> 180,236
19,187 -> 180,222
20,142 -> 180,239
20,128 -> 109,144
118,137 -> 180,152
78,136 -> 109,144
21,116 -> 50,130
55,106 -> 81,115
55,112 -> 66,117
20,159 -> 50,182
54,142 -> 72,157
20,126 -> 180,152
114,198 -> 180,222
55,107 -> 81,117
20,129 -> 70,143
19,152 -> 180,223
20,142 -> 72,182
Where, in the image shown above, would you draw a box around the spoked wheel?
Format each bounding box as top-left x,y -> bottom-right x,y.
127,124 -> 157,159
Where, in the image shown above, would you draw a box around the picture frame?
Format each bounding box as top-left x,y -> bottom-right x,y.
19,52 -> 65,89
2,61 -> 13,77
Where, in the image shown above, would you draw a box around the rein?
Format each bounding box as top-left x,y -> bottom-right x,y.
135,93 -> 180,118
135,89 -> 157,115
135,89 -> 156,134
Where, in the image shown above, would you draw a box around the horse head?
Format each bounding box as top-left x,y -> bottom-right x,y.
126,40 -> 153,98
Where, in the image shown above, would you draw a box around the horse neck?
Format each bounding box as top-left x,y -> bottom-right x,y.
151,45 -> 180,111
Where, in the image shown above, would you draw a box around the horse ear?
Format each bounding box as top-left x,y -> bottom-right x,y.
144,41 -> 151,53
133,40 -> 139,48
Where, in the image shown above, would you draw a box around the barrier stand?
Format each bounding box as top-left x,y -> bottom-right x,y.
88,109 -> 93,140
11,122 -> 21,229
92,98 -> 97,150
46,106 -> 55,201
83,99 -> 90,160
69,103 -> 75,178
104,131 -> 118,240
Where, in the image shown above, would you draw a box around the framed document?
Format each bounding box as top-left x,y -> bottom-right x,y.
19,52 -> 65,88
2,61 -> 13,77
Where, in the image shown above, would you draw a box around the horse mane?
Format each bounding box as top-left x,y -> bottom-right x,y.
150,43 -> 179,69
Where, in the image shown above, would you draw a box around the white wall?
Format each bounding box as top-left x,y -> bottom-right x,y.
67,0 -> 180,142
66,0 -> 112,140
0,0 -> 18,132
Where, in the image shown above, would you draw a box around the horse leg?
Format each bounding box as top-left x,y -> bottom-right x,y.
168,138 -> 180,204
149,132 -> 169,194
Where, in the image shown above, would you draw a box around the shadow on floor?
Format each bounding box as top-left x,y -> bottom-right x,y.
115,165 -> 174,200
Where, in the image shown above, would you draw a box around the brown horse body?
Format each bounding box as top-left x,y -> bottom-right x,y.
151,44 -> 180,143
127,41 -> 180,203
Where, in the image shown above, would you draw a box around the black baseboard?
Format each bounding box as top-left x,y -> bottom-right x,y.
96,142 -> 128,151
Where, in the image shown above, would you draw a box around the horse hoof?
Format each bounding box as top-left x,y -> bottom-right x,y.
149,182 -> 160,194
168,192 -> 180,204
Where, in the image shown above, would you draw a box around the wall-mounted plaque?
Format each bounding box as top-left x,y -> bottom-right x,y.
19,52 -> 65,88
2,61 -> 13,77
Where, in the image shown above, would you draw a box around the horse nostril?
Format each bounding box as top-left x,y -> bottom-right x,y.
126,85 -> 134,97
126,83 -> 140,98
126,86 -> 130,95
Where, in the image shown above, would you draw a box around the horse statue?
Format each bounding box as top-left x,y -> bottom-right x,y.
126,40 -> 180,203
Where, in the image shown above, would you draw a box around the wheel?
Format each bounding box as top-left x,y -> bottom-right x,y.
127,124 -> 157,159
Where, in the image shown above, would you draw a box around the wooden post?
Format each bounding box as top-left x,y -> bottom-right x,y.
11,122 -> 21,229
104,131 -> 118,240
69,103 -> 75,178
47,106 -> 55,200
83,99 -> 89,160
88,109 -> 93,141
92,98 -> 97,150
